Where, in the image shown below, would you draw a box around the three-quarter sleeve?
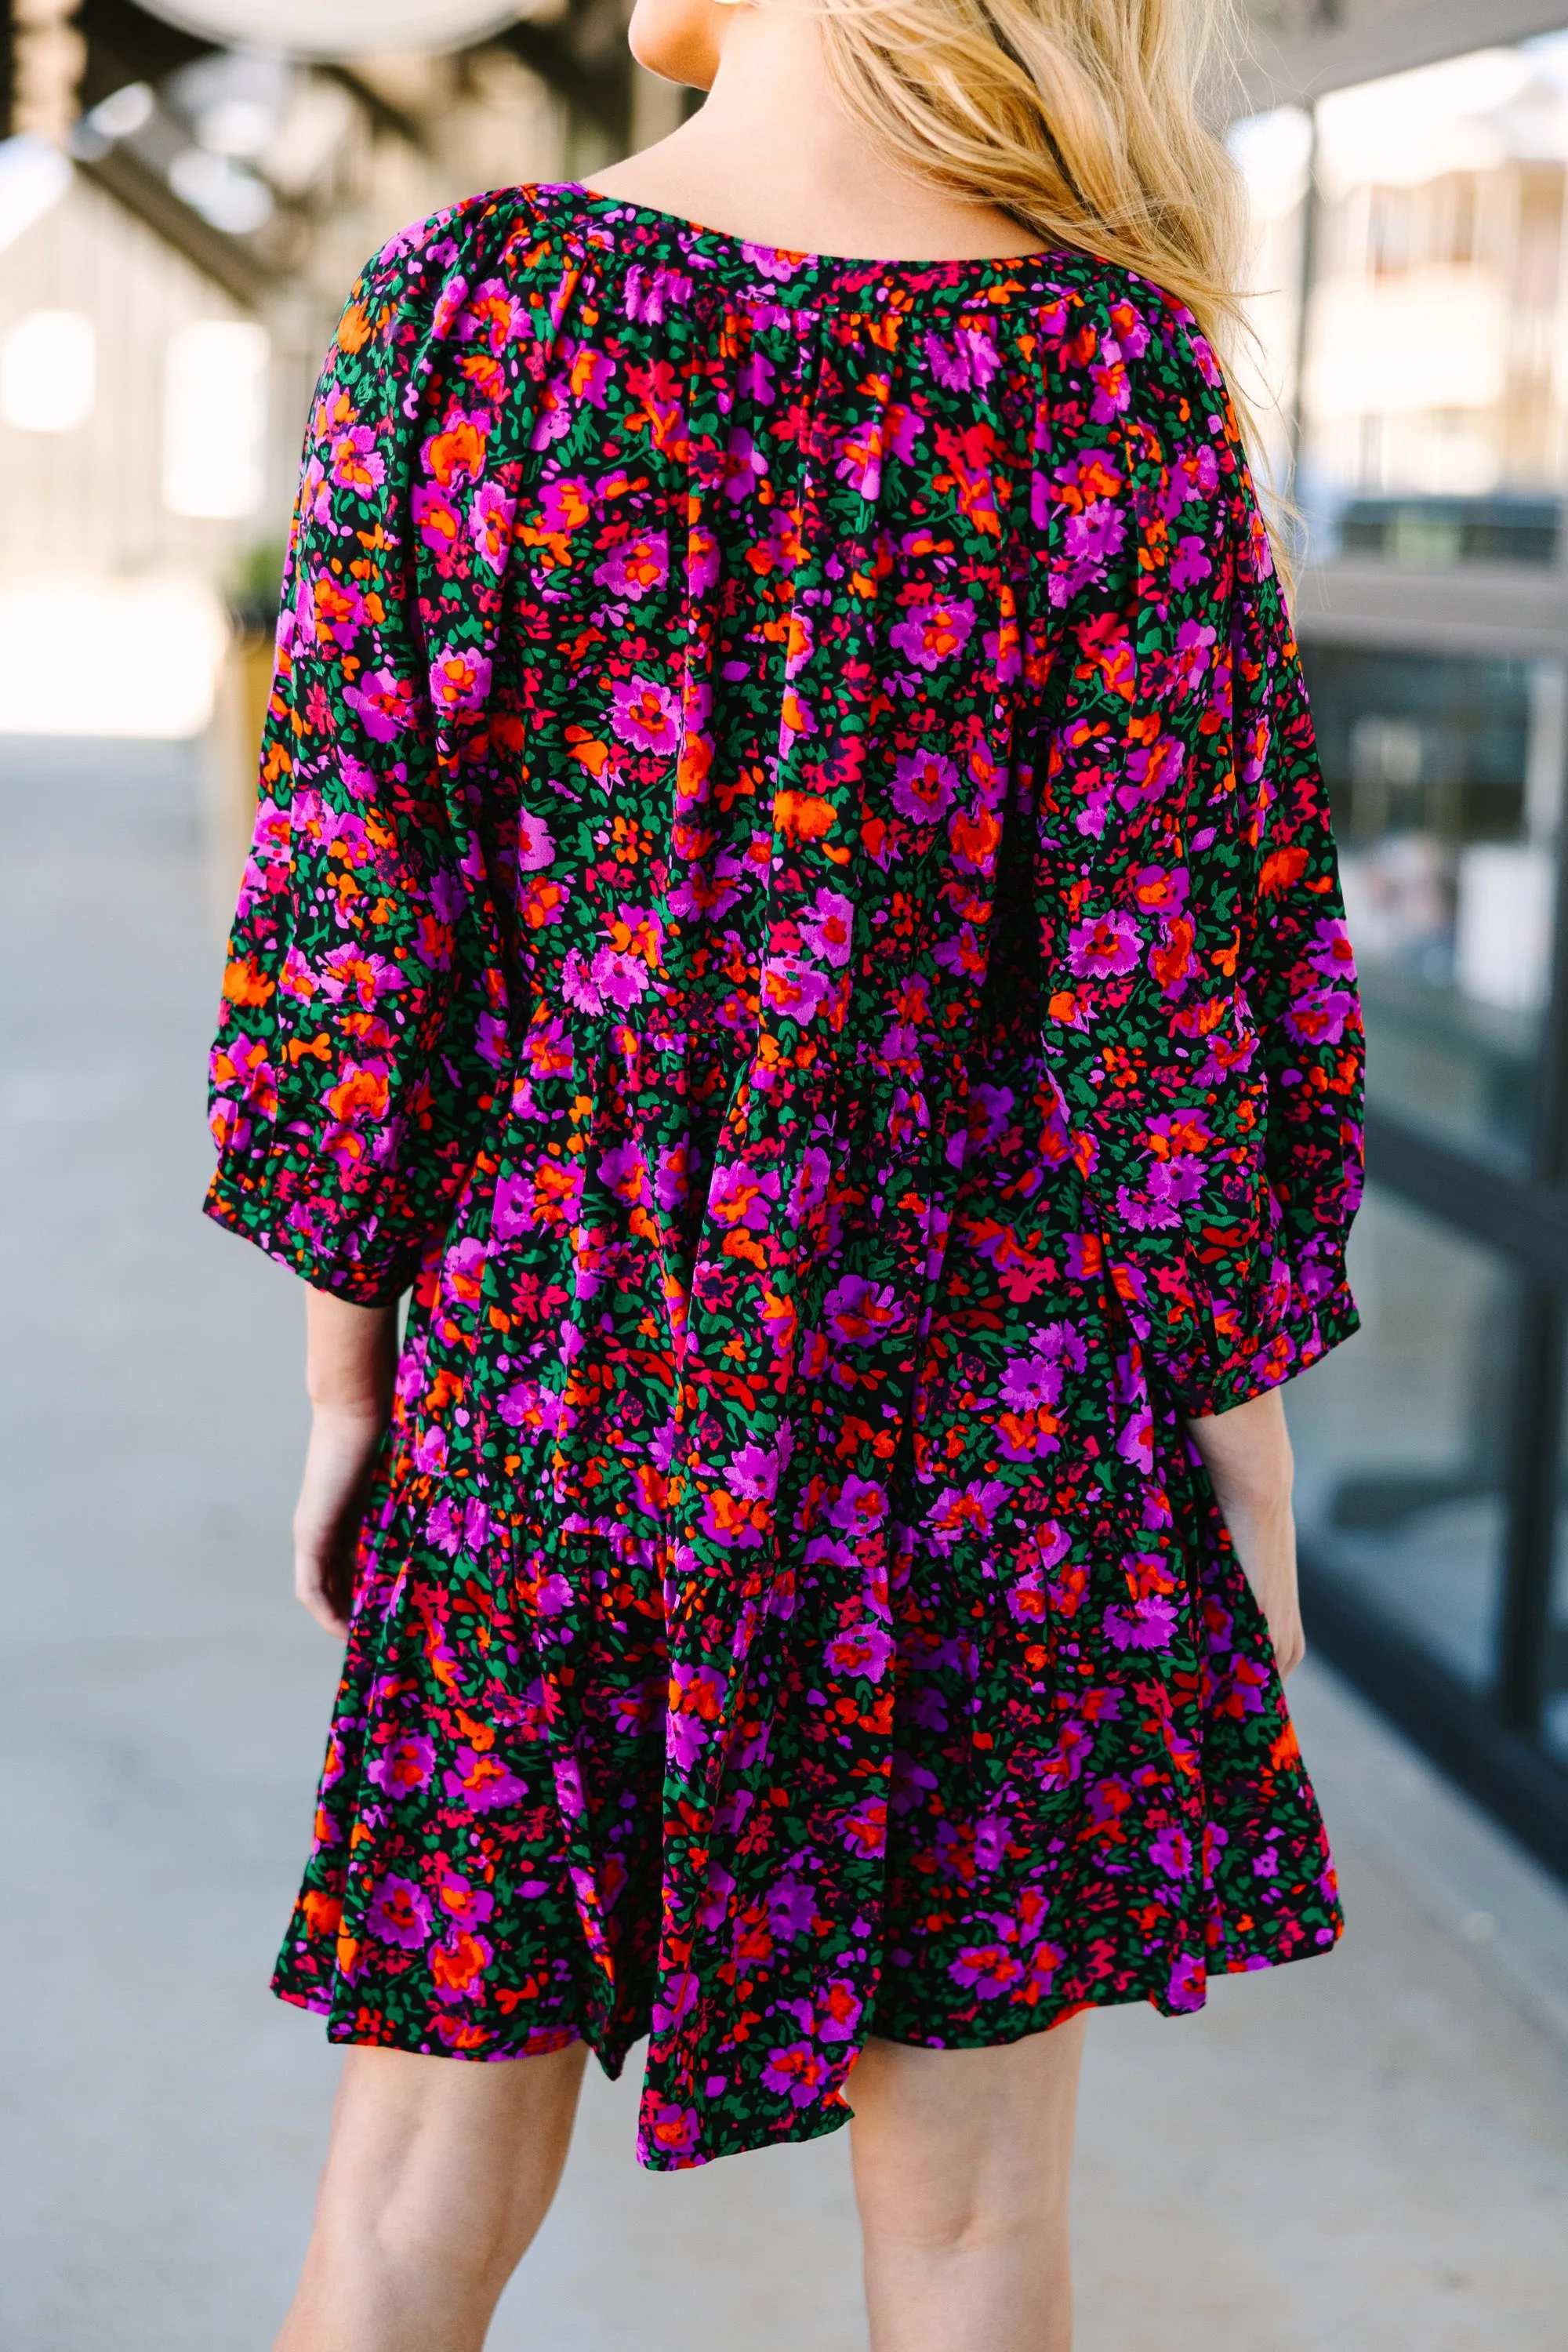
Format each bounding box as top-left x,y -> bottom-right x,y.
1029,278 -> 1364,1416
205,201 -> 548,1303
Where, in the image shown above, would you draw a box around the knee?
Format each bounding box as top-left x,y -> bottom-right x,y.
862,2187 -> 1058,2267
312,2131 -> 541,2296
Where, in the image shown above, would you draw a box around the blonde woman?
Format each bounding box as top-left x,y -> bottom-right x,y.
207,0 -> 1363,2343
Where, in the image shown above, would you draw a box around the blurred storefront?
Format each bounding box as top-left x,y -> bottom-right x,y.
5,1 -> 1568,1875
1237,2 -> 1568,1875
0,0 -> 670,768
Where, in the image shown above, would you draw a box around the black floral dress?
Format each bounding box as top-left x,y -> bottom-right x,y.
206,184 -> 1364,2167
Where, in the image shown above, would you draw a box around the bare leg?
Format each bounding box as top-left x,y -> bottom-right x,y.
848,2016 -> 1089,2352
274,2038 -> 590,2352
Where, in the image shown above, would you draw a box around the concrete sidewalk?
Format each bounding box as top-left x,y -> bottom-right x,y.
3,735 -> 1566,2352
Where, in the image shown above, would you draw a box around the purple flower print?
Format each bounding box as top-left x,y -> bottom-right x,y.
442,1746 -> 528,1813
342,668 -> 415,741
823,1276 -> 902,1349
1069,909 -> 1141,978
815,1979 -> 864,2043
671,1661 -> 728,1722
727,1436 -> 789,1502
410,1425 -> 448,1476
652,1969 -> 701,2033
924,326 -> 1000,391
597,1140 -> 648,1204
686,524 -> 720,592
534,474 -> 588,534
589,946 -> 649,1010
924,1478 -> 1008,1551
666,1709 -> 711,1770
1170,533 -> 1213,589
412,483 -> 462,557
1000,1353 -> 1064,1414
760,2043 -> 831,2108
766,1877 -> 818,1943
891,747 -> 960,825
953,1092 -> 1009,1163
789,1145 -> 831,1220
1307,916 -> 1358,983
368,1873 -> 431,1951
365,1733 -> 436,1796
1166,1951 -> 1208,2013
827,1475 -> 888,1536
1089,347 -> 1131,423
949,1941 -> 1024,1997
1149,1825 -> 1193,1881
429,642 -> 492,717
1148,1156 -> 1207,1208
1063,500 -> 1127,572
1039,1716 -> 1094,1790
517,810 -> 555,872
721,427 -> 768,500
642,2103 -> 701,2161
468,481 -> 514,574
840,1795 -> 887,1857
435,1868 -> 495,1928
307,565 -> 368,648
1284,987 -> 1356,1048
426,1494 -> 463,1555
595,532 -> 669,597
1131,862 -> 1189,916
1115,1155 -> 1206,1232
709,1160 -> 779,1232
331,423 -> 385,496
429,268 -> 470,341
655,1138 -> 694,1210
740,239 -> 800,280
611,675 -> 682,755
1105,1595 -> 1177,1651
799,887 -> 854,967
888,598 -> 975,670
1116,1404 -> 1155,1473
762,956 -> 833,1023
825,1624 -> 895,1683
1169,619 -> 1218,695
318,947 -> 405,1009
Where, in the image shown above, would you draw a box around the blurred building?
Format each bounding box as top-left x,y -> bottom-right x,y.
1236,0 -> 1568,1878
0,0 -> 672,744
2,0 -> 1567,1878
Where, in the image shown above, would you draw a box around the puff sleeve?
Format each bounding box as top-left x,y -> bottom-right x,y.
204,198 -> 553,1303
1029,278 -> 1364,1414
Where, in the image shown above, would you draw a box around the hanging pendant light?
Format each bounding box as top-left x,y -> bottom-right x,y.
129,0 -> 528,61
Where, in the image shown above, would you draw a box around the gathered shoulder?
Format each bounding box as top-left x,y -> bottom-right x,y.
325,183 -> 578,380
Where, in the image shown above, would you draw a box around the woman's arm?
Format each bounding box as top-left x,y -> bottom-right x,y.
293,1287 -> 397,1639
1185,1387 -> 1304,1679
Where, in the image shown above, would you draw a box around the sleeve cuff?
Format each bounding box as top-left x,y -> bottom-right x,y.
1162,1277 -> 1360,1421
203,1170 -> 414,1308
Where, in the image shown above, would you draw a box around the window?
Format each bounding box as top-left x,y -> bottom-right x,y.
162,318 -> 270,520
1301,644 -> 1563,1168
1296,39 -> 1568,567
1,308 -> 94,432
1288,1194 -> 1519,1694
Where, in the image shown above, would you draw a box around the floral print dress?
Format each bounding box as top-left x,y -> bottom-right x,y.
206,183 -> 1364,2169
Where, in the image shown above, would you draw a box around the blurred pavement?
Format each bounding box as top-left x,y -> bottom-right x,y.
2,735 -> 1566,2352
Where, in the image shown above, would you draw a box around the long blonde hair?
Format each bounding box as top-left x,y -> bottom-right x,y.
816,0 -> 1284,566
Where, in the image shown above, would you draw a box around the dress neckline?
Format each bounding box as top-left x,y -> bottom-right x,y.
543,180 -> 1053,282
